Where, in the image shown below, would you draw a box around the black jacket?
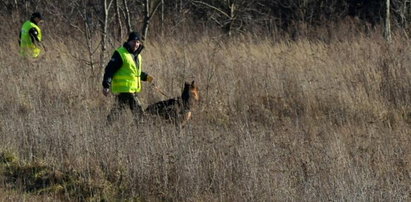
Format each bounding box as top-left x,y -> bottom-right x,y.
102,43 -> 148,89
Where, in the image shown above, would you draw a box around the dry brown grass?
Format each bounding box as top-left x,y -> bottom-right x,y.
0,18 -> 410,201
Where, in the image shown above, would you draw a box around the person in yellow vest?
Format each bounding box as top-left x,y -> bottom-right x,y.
19,12 -> 44,58
102,31 -> 153,122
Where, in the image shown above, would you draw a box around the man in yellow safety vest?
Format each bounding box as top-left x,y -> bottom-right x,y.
102,31 -> 153,123
19,12 -> 44,58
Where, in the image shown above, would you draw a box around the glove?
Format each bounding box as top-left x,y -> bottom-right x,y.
147,75 -> 154,83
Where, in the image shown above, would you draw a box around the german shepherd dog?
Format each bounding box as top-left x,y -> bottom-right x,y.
145,81 -> 199,125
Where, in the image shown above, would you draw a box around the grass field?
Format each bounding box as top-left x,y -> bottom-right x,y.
0,19 -> 410,201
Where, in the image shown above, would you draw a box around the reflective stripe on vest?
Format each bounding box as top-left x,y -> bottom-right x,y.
20,21 -> 42,58
111,47 -> 143,93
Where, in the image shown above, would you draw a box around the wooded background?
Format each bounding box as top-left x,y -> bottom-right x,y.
2,0 -> 409,39
2,0 -> 408,71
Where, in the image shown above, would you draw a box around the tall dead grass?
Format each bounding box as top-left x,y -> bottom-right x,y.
0,19 -> 410,201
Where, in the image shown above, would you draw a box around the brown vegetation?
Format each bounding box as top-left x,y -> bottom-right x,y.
0,9 -> 411,201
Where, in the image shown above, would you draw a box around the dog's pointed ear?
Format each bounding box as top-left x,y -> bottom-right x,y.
184,81 -> 190,89
191,80 -> 195,87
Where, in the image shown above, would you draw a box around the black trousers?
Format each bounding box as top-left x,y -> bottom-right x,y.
107,93 -> 143,123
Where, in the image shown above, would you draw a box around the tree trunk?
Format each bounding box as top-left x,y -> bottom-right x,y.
123,0 -> 131,33
101,0 -> 111,69
141,0 -> 162,41
161,0 -> 164,34
83,1 -> 95,72
102,0 -> 108,58
384,0 -> 392,42
142,0 -> 150,40
227,3 -> 235,37
115,0 -> 123,40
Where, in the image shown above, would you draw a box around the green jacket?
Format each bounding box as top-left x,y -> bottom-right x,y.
20,21 -> 42,58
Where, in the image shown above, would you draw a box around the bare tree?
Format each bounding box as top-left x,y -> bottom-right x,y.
191,0 -> 258,37
191,0 -> 236,36
67,0 -> 99,73
141,0 -> 162,40
384,0 -> 392,42
2,0 -> 408,44
391,0 -> 411,31
100,0 -> 114,68
161,0 -> 164,33
123,0 -> 132,33
115,0 -> 123,39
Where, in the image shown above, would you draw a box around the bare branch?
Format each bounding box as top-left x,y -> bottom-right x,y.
150,0 -> 162,18
191,0 -> 231,18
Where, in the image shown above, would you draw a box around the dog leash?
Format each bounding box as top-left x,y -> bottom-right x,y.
150,83 -> 170,98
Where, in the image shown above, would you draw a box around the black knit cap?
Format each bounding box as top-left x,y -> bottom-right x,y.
31,12 -> 43,20
127,32 -> 141,42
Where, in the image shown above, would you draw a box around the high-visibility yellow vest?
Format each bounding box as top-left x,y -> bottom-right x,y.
111,47 -> 143,93
20,21 -> 42,58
